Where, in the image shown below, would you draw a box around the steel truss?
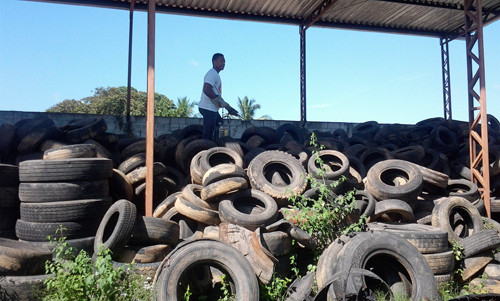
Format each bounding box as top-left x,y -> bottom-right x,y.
440,37 -> 452,121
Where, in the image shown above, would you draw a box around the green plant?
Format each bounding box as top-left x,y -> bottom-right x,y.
41,230 -> 154,301
217,274 -> 235,301
285,132 -> 365,253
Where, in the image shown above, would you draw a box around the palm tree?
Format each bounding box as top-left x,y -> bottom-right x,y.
174,97 -> 195,117
237,96 -> 262,121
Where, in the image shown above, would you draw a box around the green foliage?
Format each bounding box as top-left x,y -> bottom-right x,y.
41,231 -> 154,301
217,274 -> 235,301
46,86 -> 177,117
173,97 -> 197,118
285,132 -> 365,253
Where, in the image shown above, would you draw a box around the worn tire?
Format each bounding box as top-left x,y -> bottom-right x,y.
202,163 -> 246,186
201,176 -> 248,201
129,216 -> 180,246
307,150 -> 349,180
0,238 -> 53,276
219,189 -> 278,231
42,143 -> 97,160
19,180 -> 109,203
461,229 -> 500,258
15,219 -> 100,242
94,199 -> 137,255
175,196 -> 220,225
19,158 -> 113,182
156,239 -> 259,301
423,250 -> 455,274
370,199 -> 414,223
20,198 -> 112,223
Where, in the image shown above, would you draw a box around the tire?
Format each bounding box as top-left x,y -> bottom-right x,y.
0,186 -> 19,208
0,207 -> 18,230
423,250 -> 455,274
199,147 -> 244,175
0,274 -> 50,301
118,152 -> 146,174
63,117 -> 107,143
447,179 -> 480,202
247,150 -> 307,203
366,159 -> 423,205
354,190 -> 376,218
15,219 -> 100,241
20,198 -> 112,222
115,244 -> 171,264
370,199 -> 414,223
202,163 -> 246,186
240,126 -> 275,145
129,216 -> 180,246
360,146 -> 393,171
431,196 -> 483,243
162,207 -> 202,241
156,239 -> 259,301
23,236 -> 95,258
316,235 -> 352,289
189,150 -> 206,185
219,189 -> 278,231
19,158 -> 113,182
366,222 -> 449,254
109,169 -> 134,201
182,184 -> 217,209
332,232 -> 439,301
175,196 -> 220,225
126,162 -> 166,186
153,192 -> 181,218
413,163 -> 449,188
201,177 -> 248,202
0,238 -> 53,276
307,150 -> 349,180
0,164 -> 19,186
19,180 -> 109,203
42,143 -> 97,160
94,199 -> 137,255
391,145 -> 425,163
461,229 -> 500,258
276,123 -> 306,144
261,230 -> 292,257
180,139 -> 217,174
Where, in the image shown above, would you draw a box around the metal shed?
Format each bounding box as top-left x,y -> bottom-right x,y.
28,0 -> 500,217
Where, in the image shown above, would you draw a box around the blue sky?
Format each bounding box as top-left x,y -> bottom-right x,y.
1,0 -> 499,124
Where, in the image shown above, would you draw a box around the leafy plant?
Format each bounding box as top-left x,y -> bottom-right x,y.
218,274 -> 235,301
41,230 -> 154,301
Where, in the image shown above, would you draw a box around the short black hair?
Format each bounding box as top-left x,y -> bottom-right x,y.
212,53 -> 224,62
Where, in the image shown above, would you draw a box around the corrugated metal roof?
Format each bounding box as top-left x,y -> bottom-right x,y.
30,0 -> 500,39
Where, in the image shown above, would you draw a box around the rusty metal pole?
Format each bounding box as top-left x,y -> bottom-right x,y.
126,0 -> 135,130
440,37 -> 452,121
464,0 -> 491,217
145,0 -> 156,217
300,25 -> 306,125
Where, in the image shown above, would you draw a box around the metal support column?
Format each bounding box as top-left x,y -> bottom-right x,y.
145,0 -> 156,217
126,0 -> 135,133
440,37 -> 452,120
464,0 -> 491,217
300,25 -> 306,125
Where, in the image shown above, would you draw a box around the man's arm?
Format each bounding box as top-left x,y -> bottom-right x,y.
203,83 -> 219,99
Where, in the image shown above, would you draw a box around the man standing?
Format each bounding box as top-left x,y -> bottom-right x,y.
198,53 -> 239,141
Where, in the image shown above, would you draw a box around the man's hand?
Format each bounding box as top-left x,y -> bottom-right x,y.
212,96 -> 228,108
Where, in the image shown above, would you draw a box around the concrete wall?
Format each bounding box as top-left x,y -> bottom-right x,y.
0,110 -> 359,138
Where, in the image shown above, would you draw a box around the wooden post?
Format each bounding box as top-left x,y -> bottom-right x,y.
145,0 -> 155,217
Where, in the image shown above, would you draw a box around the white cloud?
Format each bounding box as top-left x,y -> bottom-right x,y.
189,59 -> 199,67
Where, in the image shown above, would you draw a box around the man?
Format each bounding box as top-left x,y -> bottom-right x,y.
198,53 -> 239,141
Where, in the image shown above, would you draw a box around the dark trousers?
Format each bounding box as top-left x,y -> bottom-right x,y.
199,108 -> 223,141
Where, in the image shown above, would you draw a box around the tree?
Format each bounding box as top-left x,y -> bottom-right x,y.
47,86 -> 176,117
236,96 -> 271,121
173,97 -> 196,117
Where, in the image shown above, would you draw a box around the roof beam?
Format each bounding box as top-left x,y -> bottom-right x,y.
373,0 -> 466,11
302,0 -> 341,31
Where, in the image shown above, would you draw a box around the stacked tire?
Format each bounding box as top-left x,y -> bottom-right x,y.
0,164 -> 20,239
16,158 -> 113,255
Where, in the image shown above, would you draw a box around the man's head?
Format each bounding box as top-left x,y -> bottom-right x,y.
212,53 -> 225,72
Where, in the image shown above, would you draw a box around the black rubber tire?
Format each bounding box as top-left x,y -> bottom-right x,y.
84,139 -> 114,161
115,244 -> 171,264
153,192 -> 181,218
366,159 -> 423,205
316,235 -> 352,289
414,163 -> 450,188
63,117 -> 107,143
20,198 -> 112,222
431,196 -> 483,243
94,199 -> 137,255
42,143 -> 97,160
181,184 -> 217,210
240,126 -> 275,145
162,207 -> 201,241
370,199 -> 414,223
201,176 -> 248,202
247,150 -> 307,202
109,168 -> 134,201
332,232 -> 439,301
126,162 -> 166,186
216,137 -> 246,159
180,139 -> 218,174
19,158 -> 113,182
307,149 -> 349,180
18,180 -> 109,203
0,274 -> 50,301
15,219 -> 100,242
189,149 -> 206,185
129,216 -> 180,246
461,229 -> 500,258
0,238 -> 53,276
0,186 -> 19,208
423,250 -> 455,274
202,163 -> 246,186
199,146 -> 244,175
360,146 -> 393,172
261,230 -> 292,257
391,145 -> 425,163
0,164 -> 19,186
366,222 -> 449,254
352,121 -> 380,139
447,179 -> 480,202
156,239 -> 259,301
219,189 -> 278,231
276,123 -> 306,144
22,236 -> 95,258
354,190 -> 376,218
118,152 -> 146,174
